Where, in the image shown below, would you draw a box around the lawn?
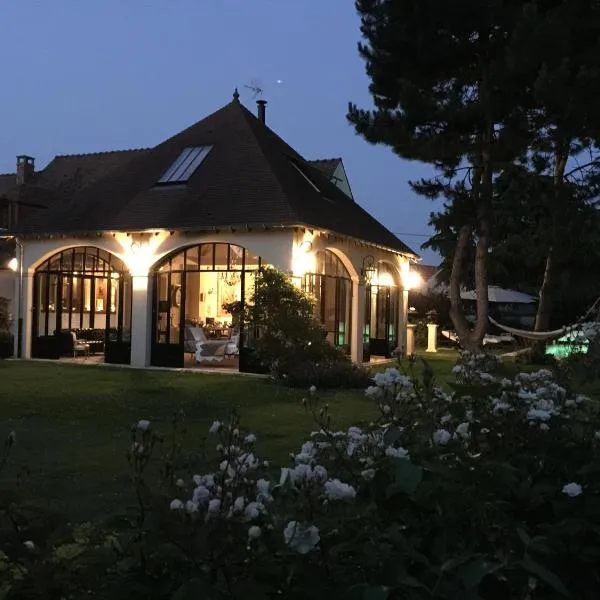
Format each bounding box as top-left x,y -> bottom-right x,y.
0,355 -> 458,523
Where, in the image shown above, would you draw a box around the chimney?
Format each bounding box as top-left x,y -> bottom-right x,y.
16,155 -> 35,185
256,99 -> 267,124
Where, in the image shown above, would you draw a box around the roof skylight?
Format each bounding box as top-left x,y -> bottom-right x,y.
158,145 -> 212,184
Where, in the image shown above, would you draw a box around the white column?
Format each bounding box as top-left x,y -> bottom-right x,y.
15,272 -> 33,358
406,323 -> 416,356
426,323 -> 438,353
351,280 -> 365,363
130,275 -> 152,367
398,288 -> 409,356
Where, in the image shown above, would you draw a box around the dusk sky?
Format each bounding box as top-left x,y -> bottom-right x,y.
0,1 -> 440,264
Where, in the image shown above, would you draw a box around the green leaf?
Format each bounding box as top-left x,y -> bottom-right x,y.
460,556 -> 503,590
441,553 -> 474,573
386,460 -> 422,497
383,426 -> 402,446
520,558 -> 570,597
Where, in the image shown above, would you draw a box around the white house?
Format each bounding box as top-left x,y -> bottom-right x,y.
3,92 -> 419,371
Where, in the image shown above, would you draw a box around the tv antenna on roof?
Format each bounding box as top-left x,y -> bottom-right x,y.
244,78 -> 264,98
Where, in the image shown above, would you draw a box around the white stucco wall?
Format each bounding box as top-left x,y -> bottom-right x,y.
17,228 -> 415,366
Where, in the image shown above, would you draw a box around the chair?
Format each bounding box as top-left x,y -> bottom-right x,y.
70,331 -> 90,357
224,332 -> 240,357
184,326 -> 207,355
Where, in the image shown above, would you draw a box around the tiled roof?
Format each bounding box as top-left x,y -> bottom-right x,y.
11,100 -> 417,256
0,149 -> 147,208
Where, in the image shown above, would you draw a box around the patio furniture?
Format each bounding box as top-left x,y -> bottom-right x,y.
224,331 -> 240,357
184,326 -> 206,355
55,330 -> 90,357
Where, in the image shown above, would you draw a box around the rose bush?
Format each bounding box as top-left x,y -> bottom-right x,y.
2,352 -> 599,599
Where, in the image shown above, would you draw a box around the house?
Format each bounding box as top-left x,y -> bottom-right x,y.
3,91 -> 418,370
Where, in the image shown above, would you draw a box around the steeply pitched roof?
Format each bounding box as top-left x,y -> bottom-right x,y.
13,99 -> 417,257
308,158 -> 341,179
0,149 -> 147,209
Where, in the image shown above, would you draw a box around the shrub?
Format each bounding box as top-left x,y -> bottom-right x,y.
230,268 -> 365,387
3,354 -> 599,598
117,354 -> 600,598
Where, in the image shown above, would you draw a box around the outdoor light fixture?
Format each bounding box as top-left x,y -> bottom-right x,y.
299,239 -> 313,252
8,257 -> 18,272
361,255 -> 376,284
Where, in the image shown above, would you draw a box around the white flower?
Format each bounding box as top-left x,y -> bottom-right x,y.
175,478 -> 186,488
170,499 -> 184,511
244,433 -> 257,444
595,431 -> 600,440
361,468 -> 376,481
562,482 -> 582,498
193,486 -> 211,505
233,496 -> 245,513
256,478 -> 273,503
207,498 -> 221,515
280,467 -> 294,486
309,385 -> 317,395
365,385 -> 382,399
7,431 -> 16,444
185,500 -> 199,514
433,429 -> 452,445
283,521 -> 320,554
243,501 -> 264,521
455,422 -> 470,439
539,423 -> 550,432
23,540 -> 35,551
385,446 -> 410,459
324,479 -> 356,502
295,441 -> 316,463
313,465 -> 328,482
209,421 -> 222,435
136,419 -> 150,431
248,525 -> 262,541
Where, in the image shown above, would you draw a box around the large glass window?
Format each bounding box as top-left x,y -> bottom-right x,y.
366,262 -> 399,356
302,250 -> 352,350
152,243 -> 264,348
32,247 -> 132,348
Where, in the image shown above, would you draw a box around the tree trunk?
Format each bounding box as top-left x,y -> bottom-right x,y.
533,142 -> 569,352
450,225 -> 477,350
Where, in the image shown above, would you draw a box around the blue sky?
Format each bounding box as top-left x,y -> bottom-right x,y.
0,0 -> 440,263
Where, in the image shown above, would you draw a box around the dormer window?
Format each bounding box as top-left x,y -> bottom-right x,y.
157,145 -> 212,184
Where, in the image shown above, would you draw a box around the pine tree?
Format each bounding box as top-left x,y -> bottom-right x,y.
348,0 -> 534,350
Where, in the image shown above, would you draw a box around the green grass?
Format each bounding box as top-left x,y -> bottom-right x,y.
0,361 -> 379,522
2,350 -> 590,525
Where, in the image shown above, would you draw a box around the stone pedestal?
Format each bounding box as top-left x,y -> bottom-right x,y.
406,323 -> 416,356
426,323 -> 438,353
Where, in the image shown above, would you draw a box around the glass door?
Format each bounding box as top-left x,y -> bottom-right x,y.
151,271 -> 185,367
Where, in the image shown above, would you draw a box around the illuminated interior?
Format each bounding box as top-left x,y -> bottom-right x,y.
151,243 -> 264,367
302,250 -> 352,350
365,262 -> 400,358
32,247 -> 132,358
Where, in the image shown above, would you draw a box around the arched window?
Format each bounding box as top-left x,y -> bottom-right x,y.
366,262 -> 400,358
151,243 -> 263,368
32,247 -> 132,362
302,250 -> 352,350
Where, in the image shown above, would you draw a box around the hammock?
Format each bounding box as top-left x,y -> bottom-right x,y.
488,295 -> 600,342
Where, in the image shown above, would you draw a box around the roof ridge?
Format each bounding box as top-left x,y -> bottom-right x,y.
53,148 -> 150,159
235,103 -> 304,224
309,157 -> 342,163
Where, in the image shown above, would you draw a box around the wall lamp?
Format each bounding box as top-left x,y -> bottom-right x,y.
361,255 -> 376,284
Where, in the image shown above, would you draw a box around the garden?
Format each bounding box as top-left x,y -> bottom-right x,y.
1,344 -> 600,598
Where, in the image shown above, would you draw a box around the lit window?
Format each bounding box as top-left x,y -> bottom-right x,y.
158,145 -> 212,184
